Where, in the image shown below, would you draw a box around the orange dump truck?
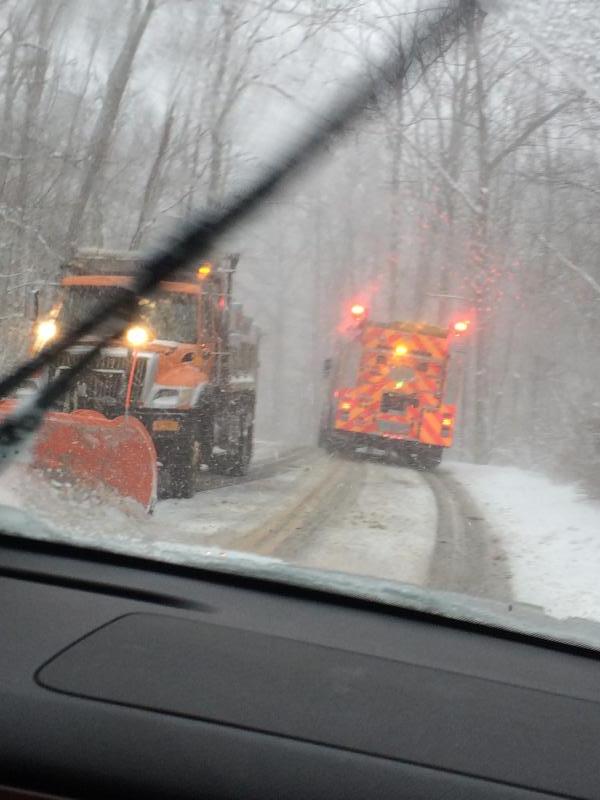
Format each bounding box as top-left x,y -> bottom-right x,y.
320,309 -> 465,469
21,249 -> 259,505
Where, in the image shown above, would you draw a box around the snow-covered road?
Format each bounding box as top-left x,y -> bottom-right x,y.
4,443 -> 600,628
0,447 -> 441,589
153,451 -> 439,587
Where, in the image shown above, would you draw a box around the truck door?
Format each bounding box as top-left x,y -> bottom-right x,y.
198,285 -> 220,380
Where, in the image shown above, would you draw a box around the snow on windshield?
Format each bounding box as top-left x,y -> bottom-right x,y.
1,0 -> 600,646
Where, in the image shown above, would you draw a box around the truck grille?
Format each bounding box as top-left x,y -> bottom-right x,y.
50,348 -> 148,417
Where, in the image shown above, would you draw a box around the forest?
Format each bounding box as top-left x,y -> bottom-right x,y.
0,0 -> 597,486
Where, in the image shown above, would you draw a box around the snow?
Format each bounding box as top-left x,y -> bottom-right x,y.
253,439 -> 286,462
5,437 -> 600,643
0,445 -> 325,555
0,444 -> 437,592
5,434 -> 599,629
292,462 -> 436,586
449,462 -> 600,622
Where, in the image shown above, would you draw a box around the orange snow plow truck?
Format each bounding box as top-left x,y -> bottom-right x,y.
5,250 -> 259,510
320,307 -> 466,469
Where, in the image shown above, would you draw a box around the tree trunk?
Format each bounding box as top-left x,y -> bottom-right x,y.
206,2 -> 235,207
65,0 -> 155,251
387,90 -> 404,318
16,2 -> 51,224
130,104 -> 175,249
467,7 -> 492,463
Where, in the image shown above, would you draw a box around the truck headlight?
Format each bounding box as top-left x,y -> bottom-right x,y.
126,325 -> 151,347
34,319 -> 58,351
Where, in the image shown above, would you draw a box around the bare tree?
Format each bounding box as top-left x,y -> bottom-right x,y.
64,0 -> 156,250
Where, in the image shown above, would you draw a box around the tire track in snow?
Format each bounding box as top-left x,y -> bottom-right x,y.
163,444 -> 512,602
425,467 -> 512,602
249,448 -> 512,599
225,455 -> 362,557
239,452 -> 438,587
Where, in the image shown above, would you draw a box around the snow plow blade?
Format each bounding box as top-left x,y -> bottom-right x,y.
0,403 -> 157,512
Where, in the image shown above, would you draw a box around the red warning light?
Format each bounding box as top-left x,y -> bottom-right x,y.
351,303 -> 366,318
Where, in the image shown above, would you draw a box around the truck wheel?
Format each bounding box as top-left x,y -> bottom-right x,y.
227,408 -> 253,476
211,406 -> 253,476
425,445 -> 443,470
167,463 -> 195,498
198,416 -> 214,466
319,429 -> 336,454
411,445 -> 442,471
159,439 -> 201,500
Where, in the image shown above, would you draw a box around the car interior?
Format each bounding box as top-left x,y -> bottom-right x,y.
2,529 -> 599,800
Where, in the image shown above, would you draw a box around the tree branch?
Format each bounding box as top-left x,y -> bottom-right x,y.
488,96 -> 577,173
539,235 -> 600,297
0,208 -> 60,258
399,130 -> 483,216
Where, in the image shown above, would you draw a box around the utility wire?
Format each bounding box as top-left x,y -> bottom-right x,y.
0,0 -> 478,466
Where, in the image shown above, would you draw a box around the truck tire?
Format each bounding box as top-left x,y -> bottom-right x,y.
160,438 -> 201,500
226,406 -> 254,476
424,445 -> 443,470
229,412 -> 253,476
168,463 -> 195,498
319,430 -> 338,455
318,427 -> 332,451
211,405 -> 253,476
409,444 -> 442,471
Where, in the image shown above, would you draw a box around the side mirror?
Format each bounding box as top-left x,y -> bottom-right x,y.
25,289 -> 39,322
323,358 -> 332,376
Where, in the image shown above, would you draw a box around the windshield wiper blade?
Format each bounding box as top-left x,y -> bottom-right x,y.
0,0 -> 479,470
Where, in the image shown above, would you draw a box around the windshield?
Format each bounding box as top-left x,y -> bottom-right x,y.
57,286 -> 197,343
1,0 -> 600,649
137,293 -> 197,342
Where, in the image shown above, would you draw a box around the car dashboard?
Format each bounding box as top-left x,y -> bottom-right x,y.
1,531 -> 599,800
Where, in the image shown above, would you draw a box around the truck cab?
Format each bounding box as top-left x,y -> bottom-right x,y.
32,250 -> 259,498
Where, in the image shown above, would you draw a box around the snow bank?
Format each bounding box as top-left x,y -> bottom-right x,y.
448,462 -> 600,622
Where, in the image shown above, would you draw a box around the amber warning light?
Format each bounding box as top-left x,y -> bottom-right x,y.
453,319 -> 471,334
197,262 -> 213,278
